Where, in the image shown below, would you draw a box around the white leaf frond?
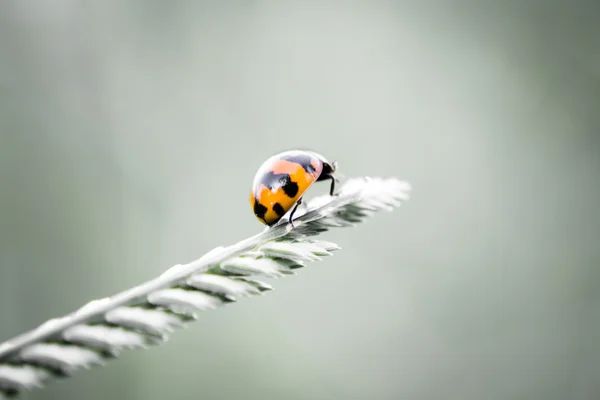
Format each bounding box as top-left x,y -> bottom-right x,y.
0,176 -> 411,397
63,325 -> 156,352
104,307 -> 185,336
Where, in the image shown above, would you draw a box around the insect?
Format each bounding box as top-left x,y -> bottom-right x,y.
250,150 -> 338,227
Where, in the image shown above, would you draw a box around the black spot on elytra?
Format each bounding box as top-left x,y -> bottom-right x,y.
273,203 -> 285,216
260,171 -> 288,190
260,171 -> 298,198
280,154 -> 317,174
282,180 -> 298,197
253,199 -> 267,220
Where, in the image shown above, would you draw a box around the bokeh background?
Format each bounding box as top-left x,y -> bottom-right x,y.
1,1 -> 599,399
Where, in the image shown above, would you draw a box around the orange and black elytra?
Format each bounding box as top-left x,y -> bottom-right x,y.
250,150 -> 338,227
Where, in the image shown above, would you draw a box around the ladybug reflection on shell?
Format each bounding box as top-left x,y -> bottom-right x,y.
250,150 -> 338,227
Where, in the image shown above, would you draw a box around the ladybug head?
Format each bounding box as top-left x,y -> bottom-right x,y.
322,159 -> 337,176
302,150 -> 338,178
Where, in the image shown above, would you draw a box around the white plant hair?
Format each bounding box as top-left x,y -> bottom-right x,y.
0,177 -> 411,398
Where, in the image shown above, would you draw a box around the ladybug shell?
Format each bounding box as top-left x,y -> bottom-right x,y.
250,150 -> 325,226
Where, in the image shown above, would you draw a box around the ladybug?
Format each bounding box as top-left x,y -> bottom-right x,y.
250,150 -> 337,227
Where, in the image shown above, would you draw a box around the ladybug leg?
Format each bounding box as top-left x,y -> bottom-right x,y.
328,175 -> 336,196
288,197 -> 303,228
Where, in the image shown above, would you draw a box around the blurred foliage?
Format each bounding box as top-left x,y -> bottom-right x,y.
1,1 -> 599,399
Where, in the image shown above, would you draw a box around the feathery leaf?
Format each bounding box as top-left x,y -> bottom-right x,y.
0,177 -> 411,397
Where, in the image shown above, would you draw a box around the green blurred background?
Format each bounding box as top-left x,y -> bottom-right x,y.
1,1 -> 599,399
